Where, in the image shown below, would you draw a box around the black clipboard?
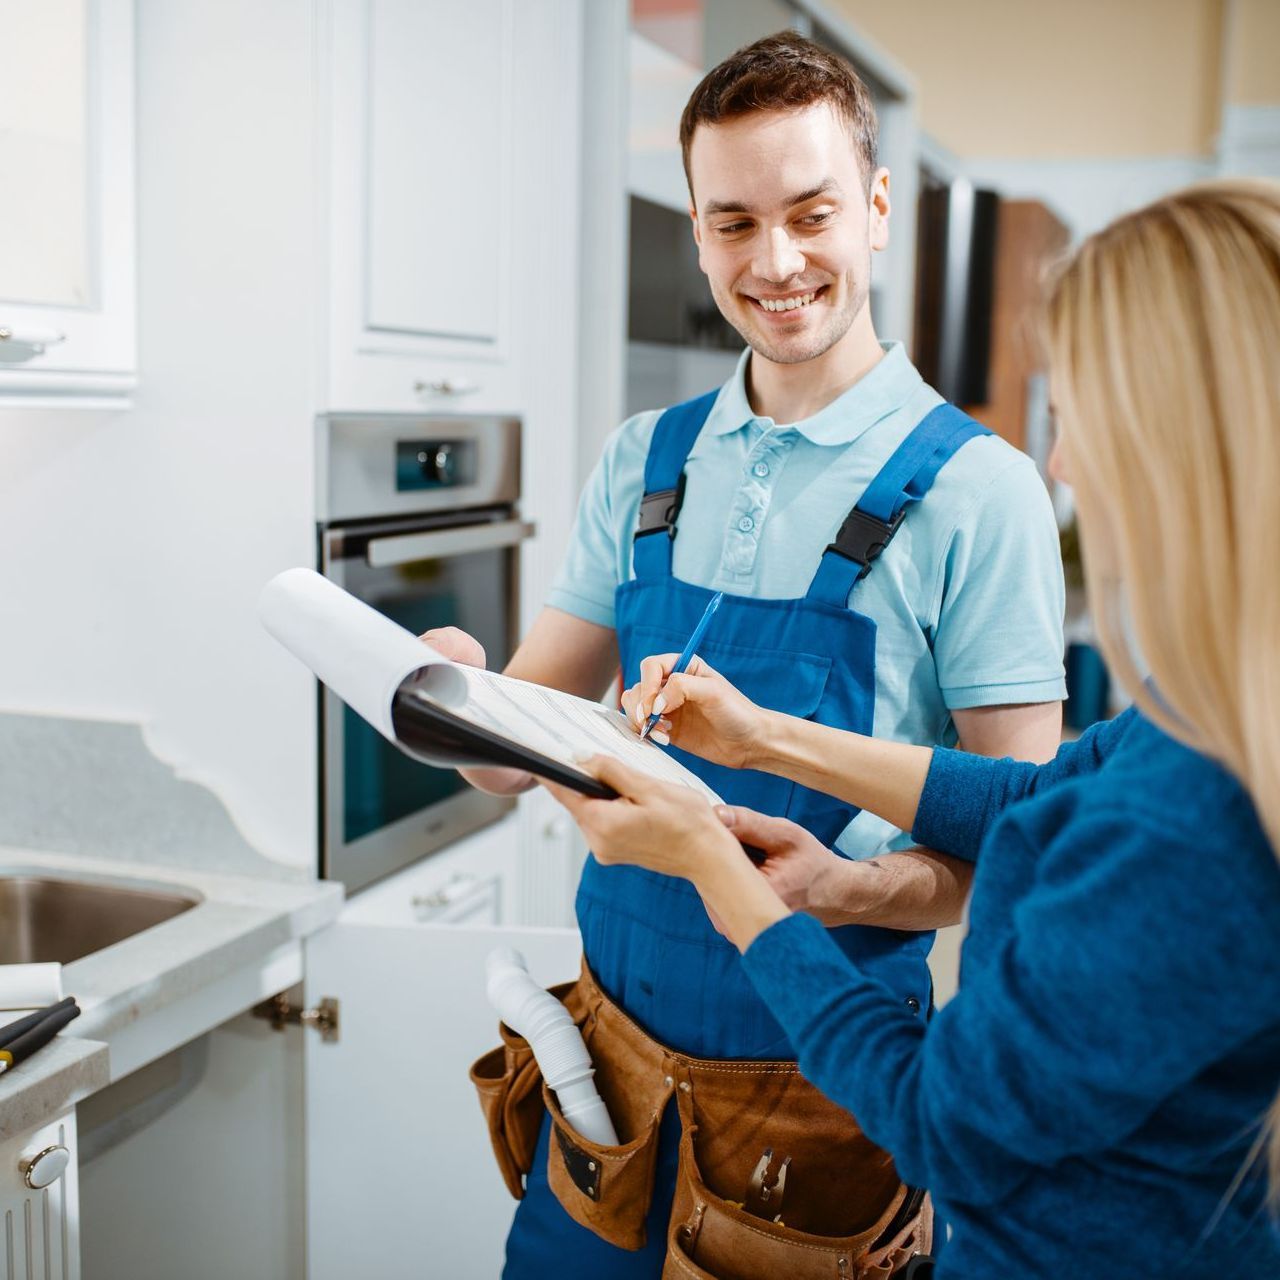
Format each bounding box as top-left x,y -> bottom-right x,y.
391,687 -> 767,864
391,689 -> 619,799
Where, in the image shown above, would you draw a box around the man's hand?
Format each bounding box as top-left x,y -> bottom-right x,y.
714,807 -> 852,925
417,625 -> 535,795
420,626 -> 487,669
718,807 -> 972,932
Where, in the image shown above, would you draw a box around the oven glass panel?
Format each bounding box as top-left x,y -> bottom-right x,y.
339,546 -> 512,844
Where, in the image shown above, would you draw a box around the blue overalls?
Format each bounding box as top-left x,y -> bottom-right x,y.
504,392 -> 989,1278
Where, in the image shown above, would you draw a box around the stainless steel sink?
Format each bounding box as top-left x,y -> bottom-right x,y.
0,875 -> 201,965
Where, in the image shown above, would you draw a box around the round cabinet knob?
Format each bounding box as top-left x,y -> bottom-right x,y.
20,1144 -> 70,1190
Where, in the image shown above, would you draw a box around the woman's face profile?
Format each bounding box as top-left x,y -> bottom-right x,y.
1046,406 -> 1072,487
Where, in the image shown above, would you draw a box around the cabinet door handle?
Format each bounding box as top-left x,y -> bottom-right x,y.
20,1144 -> 70,1189
0,324 -> 65,364
414,377 -> 480,396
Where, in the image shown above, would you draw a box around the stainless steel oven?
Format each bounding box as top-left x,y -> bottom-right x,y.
316,413 -> 531,894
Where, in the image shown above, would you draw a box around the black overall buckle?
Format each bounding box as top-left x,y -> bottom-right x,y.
825,505 -> 907,579
635,472 -> 687,539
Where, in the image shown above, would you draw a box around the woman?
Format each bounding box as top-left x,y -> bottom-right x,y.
546,180 -> 1280,1277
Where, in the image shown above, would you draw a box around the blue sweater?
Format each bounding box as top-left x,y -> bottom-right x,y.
741,708 -> 1280,1278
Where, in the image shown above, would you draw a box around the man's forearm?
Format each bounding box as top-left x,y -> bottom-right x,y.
812,848 -> 973,931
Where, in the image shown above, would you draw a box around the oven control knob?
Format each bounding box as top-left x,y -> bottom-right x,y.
416,443 -> 457,486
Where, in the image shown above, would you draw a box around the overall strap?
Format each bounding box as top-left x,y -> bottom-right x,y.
632,389 -> 720,580
807,404 -> 991,607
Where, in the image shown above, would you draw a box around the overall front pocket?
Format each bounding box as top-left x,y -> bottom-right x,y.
468,1022 -> 545,1200
543,1080 -> 668,1251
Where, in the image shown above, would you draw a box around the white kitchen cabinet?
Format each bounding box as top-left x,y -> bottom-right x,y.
320,0 -> 579,416
303,919 -> 580,1279
0,0 -> 136,408
0,1110 -> 81,1280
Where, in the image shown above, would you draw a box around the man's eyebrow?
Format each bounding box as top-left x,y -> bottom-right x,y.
701,179 -> 842,218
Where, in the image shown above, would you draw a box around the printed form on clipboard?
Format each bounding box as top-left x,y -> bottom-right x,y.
400,657 -> 723,804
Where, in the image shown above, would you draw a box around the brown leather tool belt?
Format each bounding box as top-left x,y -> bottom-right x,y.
471,959 -> 931,1279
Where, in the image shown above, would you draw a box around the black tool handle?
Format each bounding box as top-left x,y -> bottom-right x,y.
0,997 -> 77,1051
1,1002 -> 81,1067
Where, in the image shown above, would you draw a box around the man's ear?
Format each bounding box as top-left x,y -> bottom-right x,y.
868,167 -> 891,253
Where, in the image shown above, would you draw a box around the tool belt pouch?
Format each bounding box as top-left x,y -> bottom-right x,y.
469,979 -> 581,1200
469,1018 -> 546,1200
542,1078 -> 667,1250
663,1064 -> 932,1280
541,979 -> 674,1251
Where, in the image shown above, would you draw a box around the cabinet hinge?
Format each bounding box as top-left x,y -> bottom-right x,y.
252,993 -> 340,1042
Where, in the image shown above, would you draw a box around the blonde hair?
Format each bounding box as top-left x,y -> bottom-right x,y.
1046,178 -> 1280,1192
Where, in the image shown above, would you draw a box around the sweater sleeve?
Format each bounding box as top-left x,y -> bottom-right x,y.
911,707 -> 1136,860
741,804 -> 1280,1206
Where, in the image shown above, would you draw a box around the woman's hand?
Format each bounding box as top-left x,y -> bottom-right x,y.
544,756 -> 740,881
620,654 -> 770,768
543,755 -> 790,951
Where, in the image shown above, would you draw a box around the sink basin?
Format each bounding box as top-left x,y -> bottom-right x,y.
0,875 -> 201,965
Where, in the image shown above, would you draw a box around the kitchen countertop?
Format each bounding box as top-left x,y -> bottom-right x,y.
0,846 -> 344,1137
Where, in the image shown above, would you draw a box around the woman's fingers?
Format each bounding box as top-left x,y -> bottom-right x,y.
621,682 -> 640,724
629,652 -> 730,726
638,652 -> 678,693
714,806 -> 803,853
576,752 -> 654,800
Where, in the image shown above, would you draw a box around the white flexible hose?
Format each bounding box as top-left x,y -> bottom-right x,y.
485,948 -> 619,1147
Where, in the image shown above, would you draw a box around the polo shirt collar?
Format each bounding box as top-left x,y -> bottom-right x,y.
706,342 -> 922,446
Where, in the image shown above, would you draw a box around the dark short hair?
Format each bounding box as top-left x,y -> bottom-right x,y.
679,32 -> 879,202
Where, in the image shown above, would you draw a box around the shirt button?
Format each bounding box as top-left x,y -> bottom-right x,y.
752,461 -> 770,478
737,515 -> 755,532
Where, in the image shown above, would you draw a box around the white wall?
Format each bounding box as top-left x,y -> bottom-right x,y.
0,0 -> 319,868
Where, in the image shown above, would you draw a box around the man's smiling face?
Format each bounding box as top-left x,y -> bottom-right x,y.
687,101 -> 888,367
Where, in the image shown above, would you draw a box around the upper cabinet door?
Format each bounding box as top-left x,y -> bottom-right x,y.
366,0 -> 509,349
0,0 -> 136,408
322,0 -> 522,413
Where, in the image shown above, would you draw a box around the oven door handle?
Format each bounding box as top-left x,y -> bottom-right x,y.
364,518 -> 535,568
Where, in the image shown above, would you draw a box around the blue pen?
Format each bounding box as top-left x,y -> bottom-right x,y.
640,591 -> 724,741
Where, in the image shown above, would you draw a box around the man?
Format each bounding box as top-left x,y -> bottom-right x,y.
434,32 -> 1065,1278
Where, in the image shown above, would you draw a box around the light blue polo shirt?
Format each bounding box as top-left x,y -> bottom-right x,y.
548,342 -> 1067,855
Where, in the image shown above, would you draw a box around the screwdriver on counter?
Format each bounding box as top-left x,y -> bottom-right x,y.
638,592 -> 724,742
0,996 -> 81,1075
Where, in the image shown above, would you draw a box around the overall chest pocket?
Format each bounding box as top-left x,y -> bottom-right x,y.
625,626 -> 832,821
